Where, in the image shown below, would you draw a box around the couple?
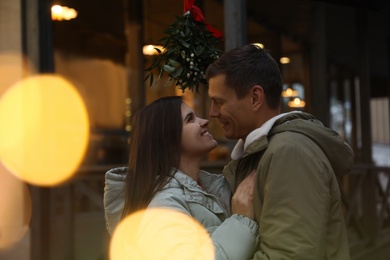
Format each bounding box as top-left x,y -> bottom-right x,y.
104,44 -> 353,259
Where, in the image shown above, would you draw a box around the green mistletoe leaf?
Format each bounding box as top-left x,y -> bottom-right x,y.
163,64 -> 175,73
171,66 -> 183,78
168,59 -> 180,67
145,12 -> 222,93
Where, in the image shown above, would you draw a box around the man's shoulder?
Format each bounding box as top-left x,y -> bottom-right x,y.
268,129 -> 312,147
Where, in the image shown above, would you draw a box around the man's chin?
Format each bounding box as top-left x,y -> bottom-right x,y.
223,132 -> 234,139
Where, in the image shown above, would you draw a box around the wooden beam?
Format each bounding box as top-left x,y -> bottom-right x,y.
308,2 -> 330,126
22,0 -> 55,258
356,8 -> 373,163
224,0 -> 247,51
124,0 -> 145,128
356,7 -> 377,244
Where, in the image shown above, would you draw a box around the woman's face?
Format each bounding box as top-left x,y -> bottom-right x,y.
180,102 -> 218,157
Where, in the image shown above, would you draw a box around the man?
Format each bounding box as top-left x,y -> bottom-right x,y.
206,44 -> 353,259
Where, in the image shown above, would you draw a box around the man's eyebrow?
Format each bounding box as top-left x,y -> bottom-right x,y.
212,97 -> 225,102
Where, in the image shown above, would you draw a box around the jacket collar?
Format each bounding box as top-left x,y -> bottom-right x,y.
231,111 -> 301,160
168,169 -> 226,193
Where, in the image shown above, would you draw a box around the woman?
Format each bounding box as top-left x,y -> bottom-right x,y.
104,96 -> 258,259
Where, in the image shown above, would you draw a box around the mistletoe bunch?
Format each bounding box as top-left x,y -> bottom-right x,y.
145,11 -> 222,93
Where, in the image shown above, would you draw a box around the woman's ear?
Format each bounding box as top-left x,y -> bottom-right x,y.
251,85 -> 264,110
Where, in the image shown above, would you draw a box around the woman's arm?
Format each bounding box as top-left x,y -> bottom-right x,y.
211,171 -> 259,260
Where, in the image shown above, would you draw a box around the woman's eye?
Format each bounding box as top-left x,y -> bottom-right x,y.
187,114 -> 195,122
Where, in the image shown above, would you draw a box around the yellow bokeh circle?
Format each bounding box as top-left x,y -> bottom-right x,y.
0,74 -> 89,186
110,208 -> 215,260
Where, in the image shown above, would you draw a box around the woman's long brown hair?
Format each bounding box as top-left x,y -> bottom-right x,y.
121,96 -> 183,218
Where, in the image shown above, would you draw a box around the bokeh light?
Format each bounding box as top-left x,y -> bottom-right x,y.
0,52 -> 33,98
0,161 -> 32,249
0,74 -> 89,186
51,5 -> 78,21
110,208 -> 215,260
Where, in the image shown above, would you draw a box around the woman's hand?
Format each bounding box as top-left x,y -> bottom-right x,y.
231,170 -> 256,219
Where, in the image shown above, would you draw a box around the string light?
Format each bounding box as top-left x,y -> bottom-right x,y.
288,97 -> 306,108
252,43 -> 264,49
280,57 -> 290,64
51,5 -> 78,21
282,87 -> 299,97
143,45 -> 165,56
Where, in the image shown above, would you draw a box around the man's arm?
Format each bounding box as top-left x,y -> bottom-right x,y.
252,137 -> 331,259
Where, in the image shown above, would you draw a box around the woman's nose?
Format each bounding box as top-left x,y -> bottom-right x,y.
199,118 -> 209,127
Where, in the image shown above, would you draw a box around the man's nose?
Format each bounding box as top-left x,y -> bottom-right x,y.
209,103 -> 220,118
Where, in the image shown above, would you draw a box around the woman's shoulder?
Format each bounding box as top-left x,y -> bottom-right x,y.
152,175 -> 186,200
148,179 -> 189,214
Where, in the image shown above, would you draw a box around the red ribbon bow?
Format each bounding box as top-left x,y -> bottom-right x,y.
184,0 -> 223,39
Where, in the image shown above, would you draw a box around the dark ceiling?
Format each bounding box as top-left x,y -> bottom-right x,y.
245,0 -> 388,71
53,0 -> 389,86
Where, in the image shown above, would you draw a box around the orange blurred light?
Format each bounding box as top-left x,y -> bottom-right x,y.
288,97 -> 306,108
143,45 -> 165,56
280,57 -> 290,64
0,74 -> 89,186
282,88 -> 299,98
51,5 -> 77,21
0,52 -> 33,98
110,208 -> 215,260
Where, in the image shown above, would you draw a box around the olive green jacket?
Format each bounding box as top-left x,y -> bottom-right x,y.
224,112 -> 353,260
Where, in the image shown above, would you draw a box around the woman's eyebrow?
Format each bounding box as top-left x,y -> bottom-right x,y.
184,112 -> 194,121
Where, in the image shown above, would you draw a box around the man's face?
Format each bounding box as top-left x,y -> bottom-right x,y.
208,74 -> 256,140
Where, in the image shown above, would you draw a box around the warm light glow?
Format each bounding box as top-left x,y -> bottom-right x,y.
288,97 -> 306,108
280,57 -> 290,64
143,45 -> 165,56
0,52 -> 33,98
51,5 -> 78,21
252,43 -> 264,49
0,161 -> 31,249
175,87 -> 195,108
0,74 -> 89,186
282,87 -> 299,97
110,208 -> 215,259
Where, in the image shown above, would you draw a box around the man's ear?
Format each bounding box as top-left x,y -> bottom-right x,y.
250,85 -> 264,110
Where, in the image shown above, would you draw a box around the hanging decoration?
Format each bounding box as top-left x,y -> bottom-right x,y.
145,0 -> 223,93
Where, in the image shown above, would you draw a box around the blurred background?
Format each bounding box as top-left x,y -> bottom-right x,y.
0,0 -> 389,259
